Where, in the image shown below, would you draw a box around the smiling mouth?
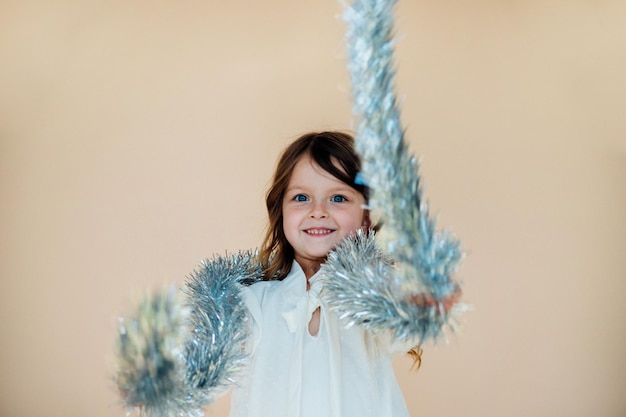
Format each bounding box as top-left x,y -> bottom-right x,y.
304,228 -> 335,236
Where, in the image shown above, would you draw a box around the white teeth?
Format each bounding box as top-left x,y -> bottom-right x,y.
306,229 -> 332,235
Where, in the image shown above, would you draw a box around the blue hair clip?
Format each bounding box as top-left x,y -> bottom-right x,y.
355,172 -> 369,186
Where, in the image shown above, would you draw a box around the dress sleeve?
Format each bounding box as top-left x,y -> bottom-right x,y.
239,284 -> 263,356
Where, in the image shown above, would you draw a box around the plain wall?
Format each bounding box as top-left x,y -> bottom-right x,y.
1,1 -> 625,416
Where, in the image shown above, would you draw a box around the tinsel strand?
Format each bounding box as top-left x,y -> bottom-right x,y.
344,0 -> 462,298
320,230 -> 464,343
115,286 -> 205,417
183,251 -> 261,396
114,251 -> 265,417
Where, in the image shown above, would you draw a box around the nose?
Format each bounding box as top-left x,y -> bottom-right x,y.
309,200 -> 328,219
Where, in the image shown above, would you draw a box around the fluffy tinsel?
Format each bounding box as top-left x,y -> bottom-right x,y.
343,0 -> 463,299
320,231 -> 463,344
115,286 -> 201,417
115,252 -> 263,416
183,251 -> 261,394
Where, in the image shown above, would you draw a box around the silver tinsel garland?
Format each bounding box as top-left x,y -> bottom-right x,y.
182,251 -> 262,394
320,230 -> 463,344
115,287 -> 201,417
115,252 -> 263,417
318,0 -> 464,343
342,0 -> 463,299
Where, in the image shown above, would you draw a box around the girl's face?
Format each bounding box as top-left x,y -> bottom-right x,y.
282,155 -> 368,277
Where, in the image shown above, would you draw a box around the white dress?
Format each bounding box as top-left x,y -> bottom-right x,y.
229,261 -> 412,417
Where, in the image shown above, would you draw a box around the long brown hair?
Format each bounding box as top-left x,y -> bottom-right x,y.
259,131 -> 368,281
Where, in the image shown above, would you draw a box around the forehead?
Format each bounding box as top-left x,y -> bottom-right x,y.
288,155 -> 348,187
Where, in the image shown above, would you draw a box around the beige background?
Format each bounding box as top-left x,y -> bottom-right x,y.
1,1 -> 625,416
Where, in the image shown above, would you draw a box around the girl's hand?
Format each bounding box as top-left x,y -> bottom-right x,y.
408,285 -> 462,313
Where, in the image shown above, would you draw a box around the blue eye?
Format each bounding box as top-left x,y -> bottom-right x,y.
331,195 -> 347,203
295,194 -> 308,202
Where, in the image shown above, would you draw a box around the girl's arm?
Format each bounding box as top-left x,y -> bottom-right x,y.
115,252 -> 261,417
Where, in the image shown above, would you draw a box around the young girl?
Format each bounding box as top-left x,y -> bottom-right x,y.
232,131 -> 402,417
116,131 -> 461,417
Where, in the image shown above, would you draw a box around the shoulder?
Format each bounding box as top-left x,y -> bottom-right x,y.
245,279 -> 277,301
243,262 -> 306,307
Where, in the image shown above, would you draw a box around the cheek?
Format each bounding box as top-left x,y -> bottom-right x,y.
339,209 -> 367,234
282,210 -> 292,231
281,202 -> 292,225
281,207 -> 300,236
282,217 -> 296,247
